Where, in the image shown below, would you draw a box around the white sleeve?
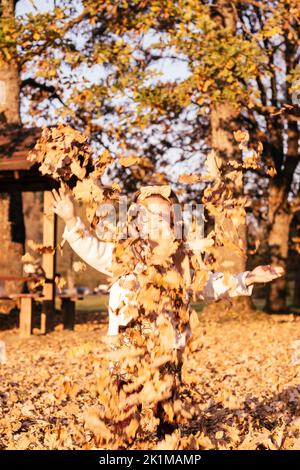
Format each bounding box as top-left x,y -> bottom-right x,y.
62,216 -> 114,277
197,270 -> 254,300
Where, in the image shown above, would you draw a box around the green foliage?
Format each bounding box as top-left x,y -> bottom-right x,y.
1,1 -> 299,192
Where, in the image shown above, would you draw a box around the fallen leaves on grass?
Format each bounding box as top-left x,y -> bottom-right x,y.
1,310 -> 300,450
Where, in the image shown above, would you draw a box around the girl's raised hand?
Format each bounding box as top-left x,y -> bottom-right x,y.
245,265 -> 285,286
51,184 -> 76,227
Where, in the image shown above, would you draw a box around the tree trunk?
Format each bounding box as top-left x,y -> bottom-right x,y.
265,203 -> 292,312
209,2 -> 247,276
209,2 -> 250,314
0,1 -> 20,125
0,61 -> 20,125
265,62 -> 299,313
211,102 -> 247,274
293,255 -> 300,308
0,0 -> 25,294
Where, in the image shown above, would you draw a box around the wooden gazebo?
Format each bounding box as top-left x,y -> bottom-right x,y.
0,125 -> 60,336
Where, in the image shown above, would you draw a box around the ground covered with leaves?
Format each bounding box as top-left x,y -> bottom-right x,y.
1,306 -> 300,450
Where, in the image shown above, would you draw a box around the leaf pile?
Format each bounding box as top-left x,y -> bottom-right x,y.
1,311 -> 300,450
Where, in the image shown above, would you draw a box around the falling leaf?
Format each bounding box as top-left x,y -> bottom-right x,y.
178,174 -> 201,184
72,261 -> 87,273
119,156 -> 139,167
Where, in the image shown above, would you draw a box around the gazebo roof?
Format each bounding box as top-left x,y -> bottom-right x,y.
0,125 -> 57,192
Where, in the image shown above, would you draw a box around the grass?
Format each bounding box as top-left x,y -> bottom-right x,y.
75,294 -> 108,312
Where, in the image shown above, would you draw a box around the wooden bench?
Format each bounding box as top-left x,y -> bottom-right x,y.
3,292 -> 85,337
58,294 -> 84,331
0,276 -> 84,337
9,292 -> 44,338
0,275 -> 48,337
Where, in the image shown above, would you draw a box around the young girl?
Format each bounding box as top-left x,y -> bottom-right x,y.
52,184 -> 284,446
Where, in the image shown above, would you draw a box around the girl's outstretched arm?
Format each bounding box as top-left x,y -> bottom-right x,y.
62,217 -> 114,276
52,185 -> 114,276
196,265 -> 284,301
197,270 -> 254,301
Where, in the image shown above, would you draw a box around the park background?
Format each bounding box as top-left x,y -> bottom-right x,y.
0,0 -> 300,450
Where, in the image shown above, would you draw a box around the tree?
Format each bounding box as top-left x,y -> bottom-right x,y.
209,0 -> 248,276
0,0 -> 25,293
235,1 -> 300,311
2,0 -> 299,310
8,0 -> 261,271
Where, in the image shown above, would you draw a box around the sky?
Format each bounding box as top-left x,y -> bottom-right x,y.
15,0 -> 202,182
16,0 -> 191,84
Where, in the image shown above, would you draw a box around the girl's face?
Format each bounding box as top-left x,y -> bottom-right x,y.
137,195 -> 173,241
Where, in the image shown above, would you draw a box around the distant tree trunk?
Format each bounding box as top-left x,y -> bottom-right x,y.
265,119 -> 296,313
0,0 -> 25,293
209,2 -> 250,313
293,253 -> 300,307
0,62 -> 20,125
211,104 -> 247,274
266,205 -> 292,312
0,2 -> 20,125
210,1 -> 247,275
265,34 -> 299,312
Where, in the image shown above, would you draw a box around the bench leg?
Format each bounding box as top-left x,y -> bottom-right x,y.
19,297 -> 33,338
62,298 -> 75,330
40,300 -> 55,334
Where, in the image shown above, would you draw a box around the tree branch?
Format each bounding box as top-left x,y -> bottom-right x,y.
21,78 -> 65,106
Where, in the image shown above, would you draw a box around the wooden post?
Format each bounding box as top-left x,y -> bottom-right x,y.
41,191 -> 57,334
19,297 -> 33,338
62,297 -> 75,330
40,300 -> 55,334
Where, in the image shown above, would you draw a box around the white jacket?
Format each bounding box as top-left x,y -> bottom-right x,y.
62,216 -> 254,348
